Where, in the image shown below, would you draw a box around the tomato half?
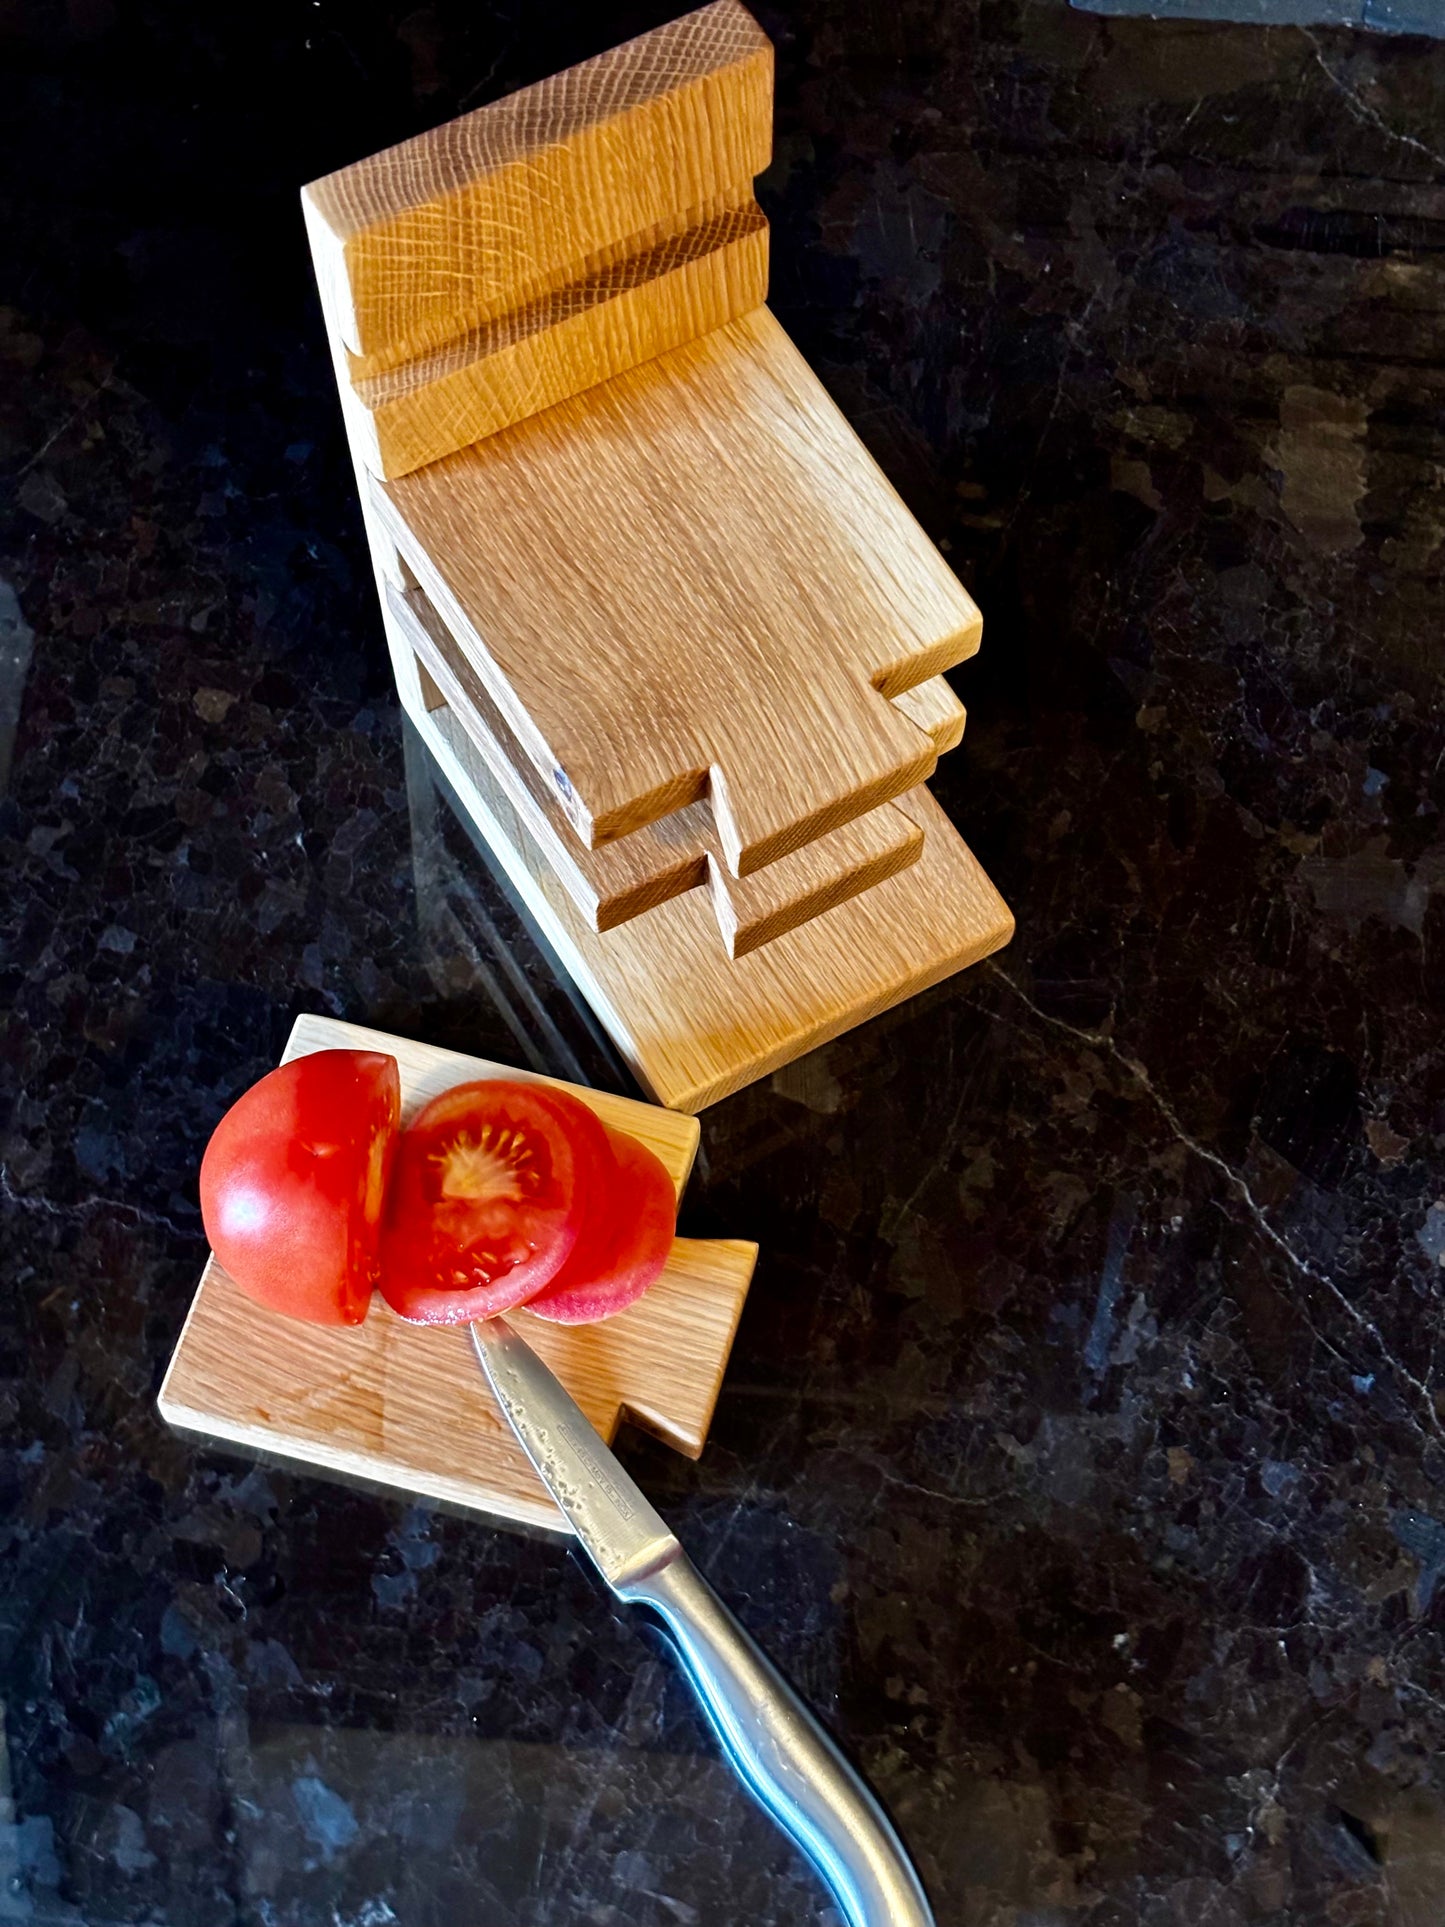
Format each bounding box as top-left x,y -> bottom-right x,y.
525,1127 -> 676,1325
379,1080 -> 617,1324
199,1049 -> 401,1326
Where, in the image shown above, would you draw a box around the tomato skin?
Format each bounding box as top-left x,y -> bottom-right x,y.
525,1127 -> 676,1325
200,1049 -> 401,1326
379,1080 -> 617,1325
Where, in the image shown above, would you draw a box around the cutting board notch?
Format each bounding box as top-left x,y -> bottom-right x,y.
302,1 -> 1012,1113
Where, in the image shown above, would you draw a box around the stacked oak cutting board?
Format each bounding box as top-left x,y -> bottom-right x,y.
304,0 -> 1012,1112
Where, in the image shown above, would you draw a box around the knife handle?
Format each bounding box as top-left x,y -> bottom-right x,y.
617,1553 -> 935,1927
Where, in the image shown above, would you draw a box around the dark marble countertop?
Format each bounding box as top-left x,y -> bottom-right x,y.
4,3 -> 1445,1922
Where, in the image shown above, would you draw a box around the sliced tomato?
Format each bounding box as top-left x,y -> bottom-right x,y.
379,1080 -> 616,1324
525,1127 -> 676,1325
199,1049 -> 401,1326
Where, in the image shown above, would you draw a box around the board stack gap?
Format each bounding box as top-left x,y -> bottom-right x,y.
303,0 -> 1012,1113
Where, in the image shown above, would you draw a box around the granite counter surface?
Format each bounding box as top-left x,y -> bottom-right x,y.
2,3 -> 1444,1922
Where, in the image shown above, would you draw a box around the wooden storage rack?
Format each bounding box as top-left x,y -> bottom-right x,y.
303,0 -> 1012,1112
159,1016 -> 759,1532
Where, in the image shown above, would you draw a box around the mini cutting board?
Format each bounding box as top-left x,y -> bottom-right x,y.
390,580 -> 931,952
158,1015 -> 757,1533
411,700 -> 1014,1112
372,305 -> 981,874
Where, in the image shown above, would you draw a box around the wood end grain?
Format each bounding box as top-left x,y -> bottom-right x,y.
303,0 -> 772,363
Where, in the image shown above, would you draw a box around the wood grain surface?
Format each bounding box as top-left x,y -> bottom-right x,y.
406,696 -> 1014,1112
895,676 -> 966,755
344,203 -> 769,478
374,306 -> 983,874
158,1016 -> 757,1533
388,581 -> 929,953
302,0 -> 771,363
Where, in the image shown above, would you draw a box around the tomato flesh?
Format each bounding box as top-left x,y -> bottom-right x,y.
526,1127 -> 676,1325
199,1049 -> 401,1326
379,1080 -> 616,1324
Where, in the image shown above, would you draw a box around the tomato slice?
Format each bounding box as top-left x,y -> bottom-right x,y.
525,1127 -> 676,1325
199,1049 -> 401,1326
379,1080 -> 616,1324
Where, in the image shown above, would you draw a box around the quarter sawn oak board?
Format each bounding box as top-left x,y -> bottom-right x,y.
302,0 -> 772,475
391,580 -> 927,954
304,0 -> 1013,1111
346,205 -> 769,480
403,683 -> 1015,1112
373,306 -> 983,874
303,0 -> 771,362
158,1016 -> 757,1533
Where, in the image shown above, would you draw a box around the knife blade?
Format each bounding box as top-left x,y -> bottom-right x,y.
471,1316 -> 935,1927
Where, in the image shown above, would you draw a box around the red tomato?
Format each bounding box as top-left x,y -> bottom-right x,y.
379,1080 -> 617,1324
525,1127 -> 676,1325
200,1049 -> 401,1326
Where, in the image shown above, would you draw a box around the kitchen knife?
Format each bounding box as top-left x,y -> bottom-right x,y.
471,1316 -> 935,1927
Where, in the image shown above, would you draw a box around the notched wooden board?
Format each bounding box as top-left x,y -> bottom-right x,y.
302,1 -> 1013,1105
895,677 -> 966,756
403,696 -> 1014,1112
158,1015 -> 757,1532
375,306 -> 982,874
303,3 -> 774,473
389,581 -> 929,954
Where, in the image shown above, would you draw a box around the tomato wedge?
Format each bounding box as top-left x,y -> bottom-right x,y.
526,1127 -> 676,1325
379,1080 -> 616,1324
199,1049 -> 401,1326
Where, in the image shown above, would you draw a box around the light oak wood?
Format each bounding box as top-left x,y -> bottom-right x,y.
304,7 -> 1012,1106
302,0 -> 771,364
703,804 -> 920,958
388,581 -> 929,954
374,306 -> 983,874
341,204 -> 769,480
405,694 -> 1014,1112
398,574 -> 965,756
158,1016 -> 757,1533
895,676 -> 966,756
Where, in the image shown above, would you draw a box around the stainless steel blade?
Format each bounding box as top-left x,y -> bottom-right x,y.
470,1316 -> 679,1587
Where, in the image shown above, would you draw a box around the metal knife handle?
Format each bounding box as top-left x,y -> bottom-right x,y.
618,1553 -> 935,1927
